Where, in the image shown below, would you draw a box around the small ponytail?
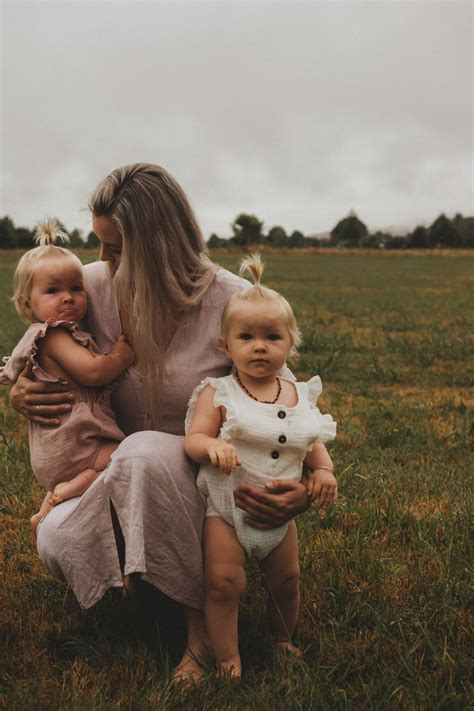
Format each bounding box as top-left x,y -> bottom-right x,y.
239,252 -> 264,286
34,218 -> 70,247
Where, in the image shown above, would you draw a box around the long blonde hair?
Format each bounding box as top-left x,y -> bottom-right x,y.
13,219 -> 83,323
221,253 -> 301,355
88,163 -> 217,427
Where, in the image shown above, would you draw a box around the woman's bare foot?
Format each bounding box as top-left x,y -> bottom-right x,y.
217,655 -> 242,679
171,647 -> 205,687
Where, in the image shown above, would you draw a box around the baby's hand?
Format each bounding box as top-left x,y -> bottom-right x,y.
207,441 -> 241,475
111,335 -> 135,368
306,468 -> 338,508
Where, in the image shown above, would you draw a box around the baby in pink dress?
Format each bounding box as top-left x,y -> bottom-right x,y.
0,220 -> 134,536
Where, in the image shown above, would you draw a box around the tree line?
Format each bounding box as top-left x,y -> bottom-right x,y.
208,211 -> 474,249
1,211 -> 473,250
0,217 -> 100,250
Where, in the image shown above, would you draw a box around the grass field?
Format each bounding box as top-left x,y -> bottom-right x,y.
0,251 -> 473,710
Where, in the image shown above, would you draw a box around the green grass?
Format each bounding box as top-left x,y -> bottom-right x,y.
0,251 -> 473,709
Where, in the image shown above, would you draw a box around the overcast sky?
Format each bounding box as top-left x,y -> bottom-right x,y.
1,0 -> 472,239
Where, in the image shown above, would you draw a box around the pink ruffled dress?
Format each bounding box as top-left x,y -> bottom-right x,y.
0,319 -> 125,490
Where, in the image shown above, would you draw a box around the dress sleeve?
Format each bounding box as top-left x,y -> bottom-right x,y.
307,375 -> 337,443
184,375 -> 237,440
0,319 -> 95,385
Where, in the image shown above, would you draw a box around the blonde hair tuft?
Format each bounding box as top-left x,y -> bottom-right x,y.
34,218 -> 70,247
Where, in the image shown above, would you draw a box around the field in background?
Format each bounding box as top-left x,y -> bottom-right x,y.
0,251 -> 472,709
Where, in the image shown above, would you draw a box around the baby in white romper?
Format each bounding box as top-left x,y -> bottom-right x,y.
185,254 -> 337,678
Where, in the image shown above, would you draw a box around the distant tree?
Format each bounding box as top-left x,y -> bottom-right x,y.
452,213 -> 474,247
408,225 -> 429,248
330,211 -> 368,246
360,231 -> 386,248
85,231 -> 100,249
267,226 -> 288,247
69,228 -> 84,248
207,234 -> 227,248
384,235 -> 408,250
230,213 -> 264,246
303,236 -> 321,247
288,230 -> 305,248
428,214 -> 461,248
16,226 -> 35,249
0,216 -> 17,248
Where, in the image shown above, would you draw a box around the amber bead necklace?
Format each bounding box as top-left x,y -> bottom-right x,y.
234,371 -> 282,404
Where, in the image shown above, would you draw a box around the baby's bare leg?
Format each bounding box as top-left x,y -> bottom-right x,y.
204,517 -> 247,678
49,469 -> 99,505
49,440 -> 120,507
93,439 -> 120,473
30,492 -> 53,540
260,521 -> 301,653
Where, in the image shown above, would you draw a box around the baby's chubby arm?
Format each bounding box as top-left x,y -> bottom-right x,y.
304,442 -> 338,508
184,385 -> 241,476
41,328 -> 135,388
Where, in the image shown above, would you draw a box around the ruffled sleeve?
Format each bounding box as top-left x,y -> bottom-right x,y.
185,375 -> 237,441
306,375 -> 337,443
0,319 -> 97,385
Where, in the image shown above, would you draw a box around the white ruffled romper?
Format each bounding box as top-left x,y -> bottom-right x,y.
185,374 -> 336,560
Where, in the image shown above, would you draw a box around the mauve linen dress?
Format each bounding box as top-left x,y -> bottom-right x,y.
36,260 -> 248,610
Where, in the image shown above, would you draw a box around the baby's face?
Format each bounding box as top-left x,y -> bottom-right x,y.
24,257 -> 87,324
221,301 -> 292,381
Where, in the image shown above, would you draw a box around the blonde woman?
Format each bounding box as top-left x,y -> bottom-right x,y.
9,163 -> 312,683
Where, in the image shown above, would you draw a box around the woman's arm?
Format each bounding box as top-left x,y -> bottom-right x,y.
184,385 -> 240,475
42,329 -> 134,388
10,362 -> 74,426
235,443 -> 336,528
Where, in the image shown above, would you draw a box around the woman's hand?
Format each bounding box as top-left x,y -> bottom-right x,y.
233,479 -> 311,529
9,362 -> 74,426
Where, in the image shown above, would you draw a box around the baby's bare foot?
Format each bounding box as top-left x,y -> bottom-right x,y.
217,655 -> 242,679
30,512 -> 47,541
171,648 -> 205,688
48,482 -> 70,506
274,640 -> 302,657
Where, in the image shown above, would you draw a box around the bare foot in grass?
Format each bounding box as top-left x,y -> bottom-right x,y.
217,655 -> 242,679
171,647 -> 205,688
274,640 -> 302,657
273,640 -> 305,673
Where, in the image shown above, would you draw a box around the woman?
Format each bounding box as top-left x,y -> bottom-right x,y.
10,163 -> 311,682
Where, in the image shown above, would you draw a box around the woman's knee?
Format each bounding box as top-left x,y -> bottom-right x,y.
109,431 -> 197,480
206,563 -> 246,604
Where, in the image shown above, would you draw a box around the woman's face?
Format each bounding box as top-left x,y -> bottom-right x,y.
92,215 -> 123,275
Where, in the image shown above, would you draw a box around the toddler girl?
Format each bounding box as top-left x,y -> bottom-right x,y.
0,220 -> 134,535
184,254 -> 337,677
